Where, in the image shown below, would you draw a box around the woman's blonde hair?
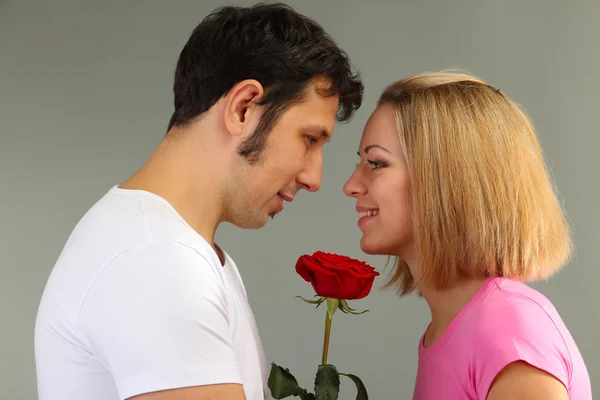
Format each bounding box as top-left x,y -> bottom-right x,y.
378,71 -> 572,295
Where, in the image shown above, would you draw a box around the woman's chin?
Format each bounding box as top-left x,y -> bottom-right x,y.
359,236 -> 385,255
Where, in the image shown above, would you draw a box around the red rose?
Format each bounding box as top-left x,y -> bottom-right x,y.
295,251 -> 379,300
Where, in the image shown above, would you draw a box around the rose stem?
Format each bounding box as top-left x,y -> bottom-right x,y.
322,310 -> 332,365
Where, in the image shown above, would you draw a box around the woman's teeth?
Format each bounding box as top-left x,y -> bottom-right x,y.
358,210 -> 379,218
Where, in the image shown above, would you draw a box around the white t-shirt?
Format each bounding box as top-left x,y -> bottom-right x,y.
35,186 -> 271,400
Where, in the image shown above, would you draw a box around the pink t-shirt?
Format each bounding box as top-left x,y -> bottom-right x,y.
413,277 -> 592,399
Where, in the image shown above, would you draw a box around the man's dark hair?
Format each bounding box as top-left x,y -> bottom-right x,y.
167,2 -> 364,163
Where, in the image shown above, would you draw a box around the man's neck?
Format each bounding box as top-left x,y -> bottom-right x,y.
119,137 -> 226,254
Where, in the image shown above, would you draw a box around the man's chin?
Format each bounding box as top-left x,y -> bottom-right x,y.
227,206 -> 281,229
230,213 -> 275,230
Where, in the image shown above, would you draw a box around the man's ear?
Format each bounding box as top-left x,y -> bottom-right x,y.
223,79 -> 264,137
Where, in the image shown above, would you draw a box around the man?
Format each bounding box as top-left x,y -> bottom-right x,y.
34,3 -> 363,400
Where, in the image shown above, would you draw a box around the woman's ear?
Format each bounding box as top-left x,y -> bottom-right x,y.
223,79 -> 264,137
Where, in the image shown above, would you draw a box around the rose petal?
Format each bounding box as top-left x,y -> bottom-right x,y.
312,273 -> 342,298
354,276 -> 377,299
339,275 -> 364,299
295,255 -> 316,283
296,254 -> 341,298
296,252 -> 379,299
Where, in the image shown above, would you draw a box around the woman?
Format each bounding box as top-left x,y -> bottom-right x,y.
344,72 -> 592,399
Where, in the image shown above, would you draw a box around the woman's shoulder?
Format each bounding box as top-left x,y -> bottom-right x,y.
460,277 -> 586,398
439,277 -> 567,350
467,277 -> 566,341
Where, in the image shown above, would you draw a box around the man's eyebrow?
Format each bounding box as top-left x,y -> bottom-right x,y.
300,124 -> 331,140
356,144 -> 391,156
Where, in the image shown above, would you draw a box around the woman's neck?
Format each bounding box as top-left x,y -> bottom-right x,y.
420,277 -> 488,347
399,248 -> 490,346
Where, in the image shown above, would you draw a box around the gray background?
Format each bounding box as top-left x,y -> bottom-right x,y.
2,0 -> 598,398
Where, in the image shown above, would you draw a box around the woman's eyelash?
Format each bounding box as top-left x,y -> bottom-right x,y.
368,160 -> 386,169
355,160 -> 386,169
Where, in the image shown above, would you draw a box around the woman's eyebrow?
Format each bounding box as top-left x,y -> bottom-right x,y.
357,144 -> 391,156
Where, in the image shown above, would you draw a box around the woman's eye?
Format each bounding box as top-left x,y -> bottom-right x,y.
368,160 -> 385,169
307,136 -> 318,145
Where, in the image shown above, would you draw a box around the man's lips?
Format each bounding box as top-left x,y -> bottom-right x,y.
278,192 -> 294,202
273,192 -> 294,213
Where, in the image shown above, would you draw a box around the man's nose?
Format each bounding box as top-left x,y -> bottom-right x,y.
297,153 -> 323,192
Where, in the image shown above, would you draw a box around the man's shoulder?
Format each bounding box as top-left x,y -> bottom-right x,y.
58,186 -> 220,274
76,186 -> 195,243
73,240 -> 231,328
41,187 -> 225,320
109,239 -> 223,276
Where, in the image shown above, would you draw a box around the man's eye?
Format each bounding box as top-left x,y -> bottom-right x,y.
306,135 -> 319,146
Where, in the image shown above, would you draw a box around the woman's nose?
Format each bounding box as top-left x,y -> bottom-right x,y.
343,170 -> 366,197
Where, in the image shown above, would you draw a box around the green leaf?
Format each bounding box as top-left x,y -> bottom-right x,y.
314,364 -> 340,400
300,393 -> 316,400
268,362 -> 304,399
339,299 -> 369,315
340,373 -> 369,400
296,295 -> 326,308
